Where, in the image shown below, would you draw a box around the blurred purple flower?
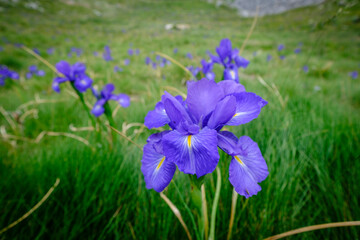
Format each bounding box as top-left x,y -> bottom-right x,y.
26,65 -> 45,79
135,49 -> 140,55
124,59 -> 130,65
33,48 -> 40,55
114,65 -> 123,73
186,52 -> 193,59
201,59 -> 215,81
187,65 -> 200,78
173,48 -> 178,54
91,83 -> 130,117
266,54 -> 272,62
128,49 -> 134,56
280,55 -> 285,60
52,61 -> 93,93
103,45 -> 113,61
349,71 -> 358,79
294,48 -> 301,54
0,65 -> 19,86
303,65 -> 309,73
47,47 -> 54,55
277,44 -> 284,51
145,57 -> 151,65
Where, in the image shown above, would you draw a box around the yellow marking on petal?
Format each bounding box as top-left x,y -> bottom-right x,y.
187,135 -> 192,148
234,156 -> 244,165
156,157 -> 165,170
233,113 -> 239,118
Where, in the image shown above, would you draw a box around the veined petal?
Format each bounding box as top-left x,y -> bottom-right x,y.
162,91 -> 192,129
226,92 -> 267,126
223,65 -> 239,82
145,101 -> 170,129
186,78 -> 224,123
141,138 -> 176,192
207,95 -> 236,130
217,131 -> 238,155
218,80 -> 245,95
229,136 -> 268,197
163,127 -> 219,177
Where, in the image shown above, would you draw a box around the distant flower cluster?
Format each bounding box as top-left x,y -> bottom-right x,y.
142,39 -> 268,198
145,55 -> 171,69
26,65 -> 45,79
52,60 -> 130,117
0,65 -> 19,86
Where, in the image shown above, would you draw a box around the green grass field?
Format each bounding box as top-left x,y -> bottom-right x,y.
0,0 -> 359,239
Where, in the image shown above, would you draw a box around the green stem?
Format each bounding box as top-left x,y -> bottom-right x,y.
209,168 -> 221,240
103,102 -> 117,145
173,181 -> 201,240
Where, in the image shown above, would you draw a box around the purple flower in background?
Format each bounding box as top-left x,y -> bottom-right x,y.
152,62 -> 157,69
266,54 -> 272,62
142,78 -> 268,196
0,65 -> 19,86
280,55 -> 285,60
124,59 -> 130,65
298,42 -> 303,47
294,48 -> 301,54
26,65 -> 45,79
186,52 -> 193,59
33,48 -> 40,55
173,48 -> 178,54
93,51 -> 99,57
155,55 -> 161,62
47,47 -> 54,55
277,44 -> 284,51
349,71 -> 358,79
52,61 -> 93,93
187,65 -> 200,78
303,65 -> 309,73
114,65 -> 123,73
210,39 -> 249,82
70,47 -> 83,57
128,49 -> 134,56
135,49 -> 140,55
91,83 -> 130,117
201,59 -> 215,81
103,45 -> 113,61
0,46 -> 3,52
145,57 -> 151,65
252,51 -> 257,57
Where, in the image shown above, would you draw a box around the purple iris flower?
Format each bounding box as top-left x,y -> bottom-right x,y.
114,65 -> 123,73
155,55 -> 161,62
103,45 -> 113,61
26,65 -> 45,79
142,78 -> 268,196
277,44 -> 284,51
91,83 -> 130,117
52,61 -> 93,93
47,47 -> 54,55
93,51 -> 99,57
187,66 -> 200,78
294,48 -> 301,54
210,39 -> 249,82
349,71 -> 358,79
173,48 -> 178,54
145,57 -> 151,65
70,47 -> 82,57
128,49 -> 134,56
303,65 -> 309,73
201,59 -> 215,81
280,55 -> 285,60
186,52 -> 193,60
0,65 -> 19,86
266,54 -> 272,62
152,62 -> 157,69
124,59 -> 130,65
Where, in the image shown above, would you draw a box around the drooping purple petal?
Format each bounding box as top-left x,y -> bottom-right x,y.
228,136 -> 268,197
226,92 -> 267,126
141,135 -> 176,192
162,127 -> 219,177
234,56 -> 250,68
73,74 -> 93,93
91,99 -> 106,117
217,131 -> 238,155
186,78 -> 224,123
113,93 -> 130,108
52,76 -> 68,93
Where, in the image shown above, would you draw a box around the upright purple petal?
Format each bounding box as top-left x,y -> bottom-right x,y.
55,61 -> 71,77
186,78 -> 224,123
226,92 -> 267,126
207,95 -> 236,130
163,127 -> 219,177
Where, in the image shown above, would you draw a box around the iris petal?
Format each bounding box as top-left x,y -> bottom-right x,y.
228,136 -> 268,197
141,136 -> 176,192
144,101 -> 170,129
218,80 -> 245,95
162,127 -> 219,177
186,78 -> 224,123
207,95 -> 236,130
55,61 -> 71,77
226,92 -> 267,126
